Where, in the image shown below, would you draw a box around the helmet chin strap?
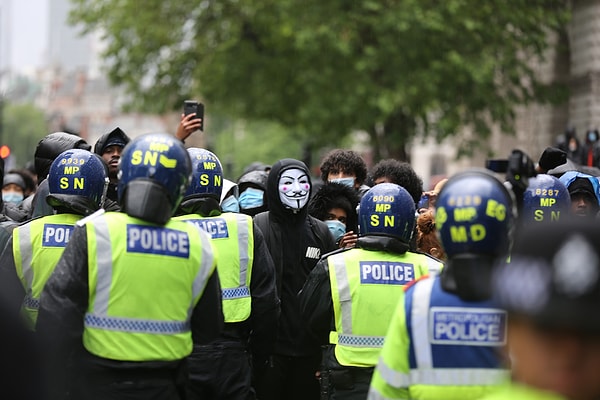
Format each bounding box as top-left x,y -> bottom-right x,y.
122,180 -> 173,225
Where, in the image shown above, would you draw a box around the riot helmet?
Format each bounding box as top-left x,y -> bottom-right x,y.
358,183 -> 415,243
435,169 -> 515,300
118,133 -> 191,224
185,148 -> 223,200
521,174 -> 570,224
47,149 -> 108,215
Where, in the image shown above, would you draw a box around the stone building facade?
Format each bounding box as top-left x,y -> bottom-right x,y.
412,0 -> 600,189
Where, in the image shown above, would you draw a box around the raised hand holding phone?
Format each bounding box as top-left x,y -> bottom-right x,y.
176,100 -> 204,142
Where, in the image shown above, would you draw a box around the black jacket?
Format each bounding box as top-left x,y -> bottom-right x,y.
254,158 -> 336,356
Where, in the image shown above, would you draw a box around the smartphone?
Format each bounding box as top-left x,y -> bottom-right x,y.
183,100 -> 204,131
485,159 -> 509,173
417,194 -> 429,210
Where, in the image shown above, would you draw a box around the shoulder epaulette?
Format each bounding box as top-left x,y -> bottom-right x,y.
321,246 -> 352,260
76,208 -> 106,227
404,274 -> 431,292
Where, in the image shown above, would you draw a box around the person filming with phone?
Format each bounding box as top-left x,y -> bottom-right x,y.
177,100 -> 204,142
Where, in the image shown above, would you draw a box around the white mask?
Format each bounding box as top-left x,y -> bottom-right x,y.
278,168 -> 310,210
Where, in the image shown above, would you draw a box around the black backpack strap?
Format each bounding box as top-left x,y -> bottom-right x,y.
253,212 -> 283,294
253,212 -> 271,248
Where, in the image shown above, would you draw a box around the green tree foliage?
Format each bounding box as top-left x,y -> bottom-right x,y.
70,0 -> 569,160
1,101 -> 47,168
208,114 -> 304,180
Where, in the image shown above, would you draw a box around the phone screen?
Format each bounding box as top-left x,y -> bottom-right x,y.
418,194 -> 430,210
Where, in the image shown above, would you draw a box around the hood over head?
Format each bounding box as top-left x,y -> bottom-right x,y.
93,127 -> 131,155
34,132 -> 91,180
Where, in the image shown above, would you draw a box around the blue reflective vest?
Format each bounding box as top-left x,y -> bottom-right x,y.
369,276 -> 508,399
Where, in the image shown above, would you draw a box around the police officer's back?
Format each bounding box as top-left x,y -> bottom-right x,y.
37,133 -> 223,400
369,170 -> 513,399
299,183 -> 431,399
0,149 -> 108,328
174,148 -> 279,400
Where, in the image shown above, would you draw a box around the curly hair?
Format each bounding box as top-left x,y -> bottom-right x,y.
370,159 -> 423,205
416,210 -> 445,260
308,182 -> 360,233
319,149 -> 367,185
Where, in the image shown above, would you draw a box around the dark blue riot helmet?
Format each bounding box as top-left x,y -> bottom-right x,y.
185,148 -> 223,200
118,133 -> 191,224
435,169 -> 516,300
521,174 -> 570,224
358,183 -> 416,243
47,149 -> 108,214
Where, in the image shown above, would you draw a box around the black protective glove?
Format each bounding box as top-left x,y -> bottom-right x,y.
538,147 -> 567,172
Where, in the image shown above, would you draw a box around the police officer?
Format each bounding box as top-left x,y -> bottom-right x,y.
521,174 -> 570,224
483,219 -> 600,399
299,183 -> 431,399
369,170 -> 513,399
0,149 -> 108,327
173,148 -> 280,399
37,133 -> 223,400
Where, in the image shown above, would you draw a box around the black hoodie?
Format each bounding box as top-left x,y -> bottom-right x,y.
93,127 -> 131,202
254,158 -> 336,356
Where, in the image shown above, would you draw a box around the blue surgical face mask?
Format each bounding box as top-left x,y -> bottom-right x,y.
221,195 -> 240,213
331,177 -> 355,188
239,187 -> 264,209
2,191 -> 24,205
325,219 -> 347,242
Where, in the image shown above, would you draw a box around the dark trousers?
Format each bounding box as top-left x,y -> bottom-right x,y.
254,353 -> 321,400
187,344 -> 255,400
329,367 -> 374,400
71,364 -> 185,400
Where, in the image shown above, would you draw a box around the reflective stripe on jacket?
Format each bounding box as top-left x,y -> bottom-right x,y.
83,212 -> 217,361
328,248 -> 429,367
14,213 -> 81,326
175,212 -> 253,322
368,276 -> 508,399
